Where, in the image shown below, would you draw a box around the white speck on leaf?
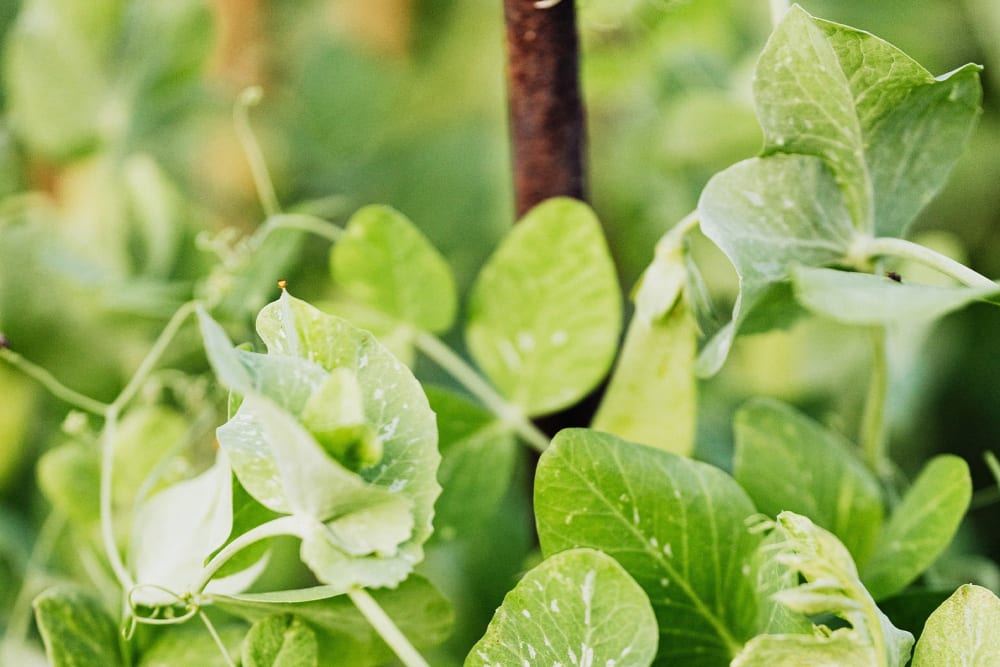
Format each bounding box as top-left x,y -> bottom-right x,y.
550,330 -> 568,346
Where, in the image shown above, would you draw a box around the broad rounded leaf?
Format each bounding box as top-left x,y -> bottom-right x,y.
466,198 -> 622,415
535,428 -> 760,666
465,548 -> 658,667
862,455 -> 972,600
243,614 -> 318,667
331,205 -> 457,334
33,586 -> 123,667
793,266 -> 999,324
912,584 -> 1000,666
734,398 -> 884,564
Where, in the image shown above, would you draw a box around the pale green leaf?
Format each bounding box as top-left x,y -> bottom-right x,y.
535,428 -> 760,666
696,154 -> 855,376
911,584 -> 1000,666
37,442 -> 100,523
592,299 -> 697,456
793,267 -> 999,325
466,197 -> 622,415
243,615 -> 318,667
757,6 -> 982,236
733,399 -> 884,564
33,586 -> 124,667
862,455 -> 972,600
733,512 -> 913,667
138,620 -> 245,667
465,548 -> 658,667
425,386 -> 517,541
331,205 -> 457,333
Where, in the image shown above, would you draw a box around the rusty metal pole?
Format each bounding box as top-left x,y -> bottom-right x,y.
503,0 -> 587,218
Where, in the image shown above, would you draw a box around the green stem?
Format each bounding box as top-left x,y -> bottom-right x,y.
858,237 -> 995,289
194,515 -> 305,593
101,405 -> 134,590
413,331 -> 550,452
860,327 -> 888,474
260,213 -> 344,244
235,87 -> 281,218
348,587 -> 430,667
0,348 -> 109,415
199,611 -> 237,667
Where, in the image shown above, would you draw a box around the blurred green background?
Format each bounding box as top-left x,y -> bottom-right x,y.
0,0 -> 998,664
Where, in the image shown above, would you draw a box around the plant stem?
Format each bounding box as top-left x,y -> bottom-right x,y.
235,86 -> 281,218
859,237 -> 995,289
100,405 -> 134,591
194,515 -> 305,593
261,213 -> 344,244
0,348 -> 110,415
504,0 -> 586,217
413,331 -> 550,452
769,0 -> 791,27
199,611 -> 237,667
348,587 -> 430,667
859,327 -> 888,474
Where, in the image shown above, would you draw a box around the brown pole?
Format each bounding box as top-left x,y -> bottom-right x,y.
504,0 -> 587,218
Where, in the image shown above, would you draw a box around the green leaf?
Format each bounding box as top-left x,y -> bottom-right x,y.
696,154 -> 855,375
216,575 -> 454,667
425,386 -> 517,541
138,619 -> 246,667
592,299 -> 698,456
466,198 -> 622,415
911,584 -> 1000,666
793,267 -> 1000,325
112,405 -> 189,506
465,548 -> 658,667
535,428 -> 760,665
732,512 -> 913,667
37,442 -> 100,523
33,585 -> 124,667
757,6 -> 982,236
331,205 -> 457,334
243,615 -> 318,667
733,399 -> 884,564
862,455 -> 972,600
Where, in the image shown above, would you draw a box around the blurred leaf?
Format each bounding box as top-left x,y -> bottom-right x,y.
733,399 -> 884,564
37,442 -> 100,523
911,584 -> 1000,666
535,428 -> 760,665
331,205 -> 457,334
33,585 -> 124,667
424,386 -> 517,541
862,455 -> 972,600
242,614 -> 318,667
793,267 -> 999,325
112,405 -> 188,507
465,548 -> 658,667
466,198 -> 622,415
138,619 -> 245,667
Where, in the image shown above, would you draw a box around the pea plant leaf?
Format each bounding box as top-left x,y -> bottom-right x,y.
33,585 -> 124,667
465,548 -> 658,667
695,5 -> 983,375
199,292 -> 440,593
733,398 -> 884,564
424,386 -> 517,541
861,455 -> 972,600
466,197 -> 622,416
911,584 -> 1000,666
792,267 -> 1000,325
242,614 -> 318,667
330,205 -> 457,334
756,6 -> 982,237
732,512 -> 914,667
535,428 -> 761,666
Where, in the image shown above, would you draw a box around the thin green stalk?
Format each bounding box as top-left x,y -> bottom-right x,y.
769,0 -> 791,26
101,405 -> 134,590
0,348 -> 109,415
235,86 -> 281,218
199,611 -> 237,667
859,237 -> 996,289
413,330 -> 550,452
260,213 -> 344,244
860,327 -> 888,474
348,587 -> 430,667
194,515 -> 305,593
